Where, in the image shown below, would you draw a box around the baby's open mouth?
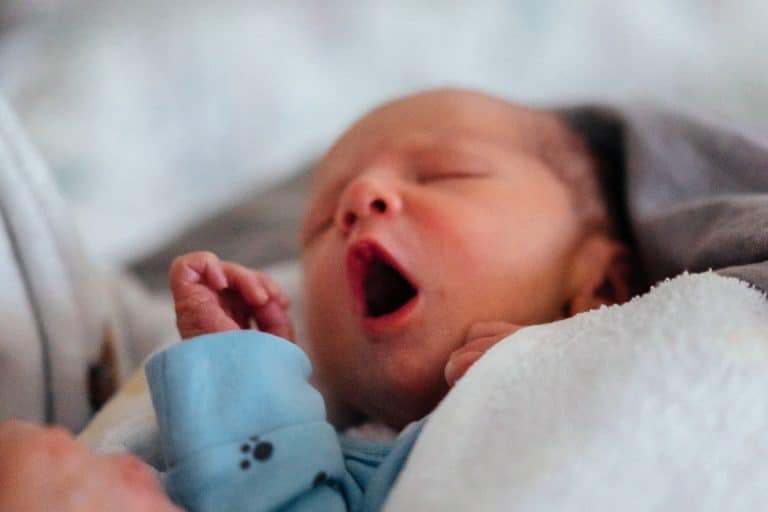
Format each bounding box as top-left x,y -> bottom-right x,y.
347,241 -> 418,318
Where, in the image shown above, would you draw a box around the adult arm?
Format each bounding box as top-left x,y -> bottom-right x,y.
0,420 -> 179,511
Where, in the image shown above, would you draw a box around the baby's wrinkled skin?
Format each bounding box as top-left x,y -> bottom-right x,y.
171,89 -> 631,430
170,253 -> 293,340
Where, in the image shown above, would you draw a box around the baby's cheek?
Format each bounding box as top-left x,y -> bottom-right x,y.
303,263 -> 353,334
380,344 -> 449,403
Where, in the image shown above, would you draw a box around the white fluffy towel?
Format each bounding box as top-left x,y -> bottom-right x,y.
385,272 -> 768,511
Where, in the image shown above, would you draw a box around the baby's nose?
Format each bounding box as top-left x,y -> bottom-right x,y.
336,178 -> 401,233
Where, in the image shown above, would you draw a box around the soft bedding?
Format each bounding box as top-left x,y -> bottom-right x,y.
385,272 -> 768,510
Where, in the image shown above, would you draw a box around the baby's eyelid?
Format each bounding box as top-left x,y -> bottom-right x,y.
416,170 -> 487,183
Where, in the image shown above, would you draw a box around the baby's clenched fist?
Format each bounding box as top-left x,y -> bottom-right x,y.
169,251 -> 294,341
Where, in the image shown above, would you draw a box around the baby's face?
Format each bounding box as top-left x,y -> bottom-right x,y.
300,90 -> 587,428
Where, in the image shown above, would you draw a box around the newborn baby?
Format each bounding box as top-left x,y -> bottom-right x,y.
149,89 -> 635,511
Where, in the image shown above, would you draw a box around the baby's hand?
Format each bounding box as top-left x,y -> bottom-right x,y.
444,321 -> 522,387
169,251 -> 294,341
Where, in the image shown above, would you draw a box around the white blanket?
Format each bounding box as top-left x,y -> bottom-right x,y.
385,272 -> 768,511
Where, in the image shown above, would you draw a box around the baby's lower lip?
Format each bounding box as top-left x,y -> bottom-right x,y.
361,293 -> 420,337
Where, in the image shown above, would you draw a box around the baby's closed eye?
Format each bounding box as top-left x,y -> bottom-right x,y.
415,167 -> 490,184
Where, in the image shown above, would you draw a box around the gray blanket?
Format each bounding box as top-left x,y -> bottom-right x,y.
562,105 -> 768,292
131,105 -> 768,294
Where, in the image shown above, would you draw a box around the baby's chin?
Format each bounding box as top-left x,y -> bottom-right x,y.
354,357 -> 451,429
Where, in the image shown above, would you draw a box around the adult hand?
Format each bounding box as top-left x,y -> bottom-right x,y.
0,420 -> 180,512
444,321 -> 522,387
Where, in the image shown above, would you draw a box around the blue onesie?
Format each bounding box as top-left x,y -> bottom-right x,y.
145,331 -> 425,511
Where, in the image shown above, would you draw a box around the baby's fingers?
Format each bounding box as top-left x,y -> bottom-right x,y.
262,274 -> 291,308
444,351 -> 483,388
465,321 -> 521,341
253,301 -> 295,342
219,263 -> 292,309
445,338 -> 495,387
219,262 -> 271,306
218,263 -> 294,340
445,331 -> 516,387
169,251 -> 228,291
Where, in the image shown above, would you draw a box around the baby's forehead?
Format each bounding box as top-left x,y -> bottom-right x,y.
312,118 -> 567,187
304,91 -> 579,204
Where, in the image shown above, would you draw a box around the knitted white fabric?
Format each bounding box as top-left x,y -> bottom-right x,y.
386,272 -> 768,511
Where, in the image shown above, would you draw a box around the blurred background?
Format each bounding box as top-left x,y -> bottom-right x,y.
0,0 -> 766,269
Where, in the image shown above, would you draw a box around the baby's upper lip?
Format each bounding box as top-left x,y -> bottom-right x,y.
346,239 -> 419,316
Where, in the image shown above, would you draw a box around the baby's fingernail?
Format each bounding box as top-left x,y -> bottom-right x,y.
256,289 -> 269,304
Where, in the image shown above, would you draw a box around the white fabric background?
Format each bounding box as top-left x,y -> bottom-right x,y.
0,0 -> 765,265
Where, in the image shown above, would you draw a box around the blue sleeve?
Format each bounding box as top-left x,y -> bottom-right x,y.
145,331 -> 363,511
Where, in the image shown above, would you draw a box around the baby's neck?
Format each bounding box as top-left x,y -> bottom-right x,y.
342,421 -> 400,442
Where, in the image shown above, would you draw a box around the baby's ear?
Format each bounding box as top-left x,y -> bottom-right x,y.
565,235 -> 633,317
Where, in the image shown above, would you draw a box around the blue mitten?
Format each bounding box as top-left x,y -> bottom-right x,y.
146,331 -> 353,511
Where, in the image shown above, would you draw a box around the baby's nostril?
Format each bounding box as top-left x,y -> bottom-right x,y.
372,198 -> 387,213
344,211 -> 357,227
